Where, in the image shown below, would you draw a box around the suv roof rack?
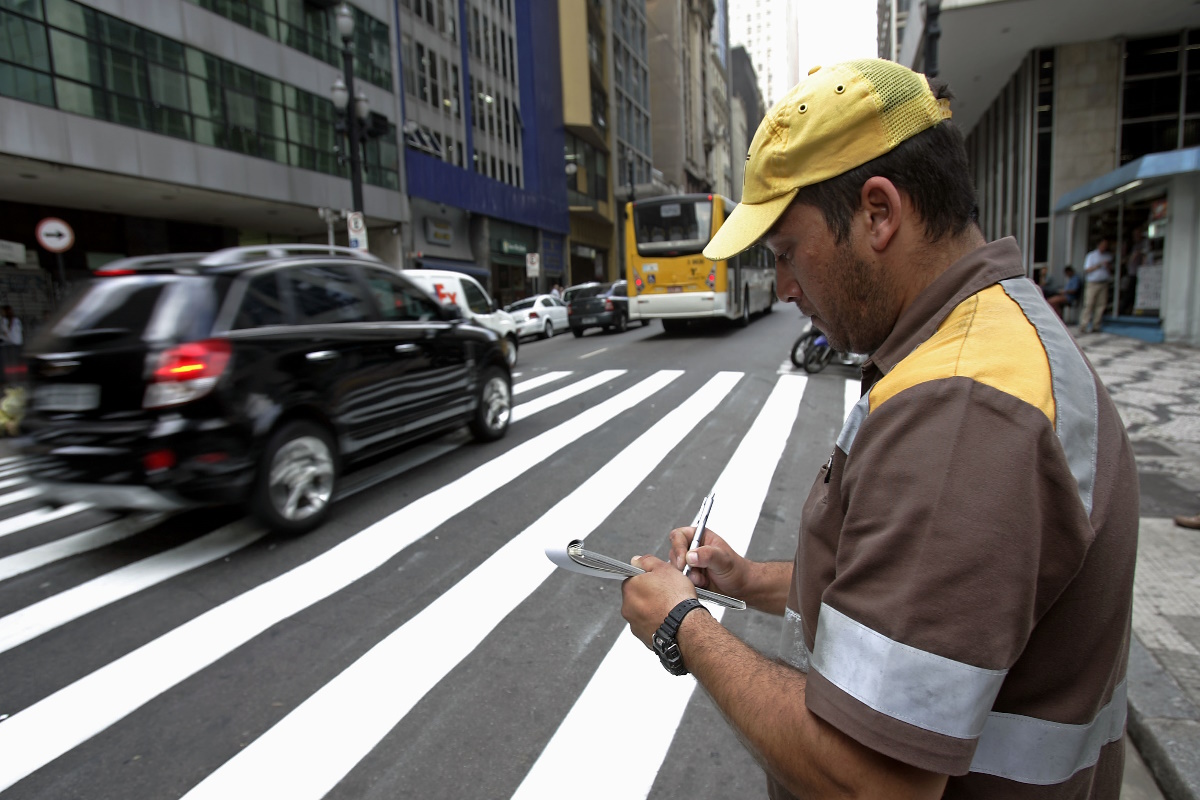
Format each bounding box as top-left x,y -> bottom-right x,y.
93,253 -> 210,274
199,244 -> 383,267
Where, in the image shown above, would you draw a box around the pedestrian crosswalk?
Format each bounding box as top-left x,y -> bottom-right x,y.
0,366 -> 861,798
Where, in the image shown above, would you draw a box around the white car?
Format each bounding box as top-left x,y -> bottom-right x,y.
405,269 -> 520,367
506,294 -> 569,340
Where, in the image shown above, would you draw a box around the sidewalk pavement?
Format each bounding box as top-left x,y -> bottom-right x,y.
1079,333 -> 1200,800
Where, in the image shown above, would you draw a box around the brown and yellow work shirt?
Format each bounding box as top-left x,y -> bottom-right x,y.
773,238 -> 1139,799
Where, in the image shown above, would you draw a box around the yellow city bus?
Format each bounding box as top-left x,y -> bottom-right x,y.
625,193 -> 775,332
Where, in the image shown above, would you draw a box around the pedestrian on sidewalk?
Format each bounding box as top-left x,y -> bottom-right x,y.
1047,265 -> 1081,319
0,305 -> 22,386
621,59 -> 1139,799
1079,239 -> 1113,334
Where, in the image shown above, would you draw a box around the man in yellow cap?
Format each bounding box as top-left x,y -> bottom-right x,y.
622,59 -> 1137,798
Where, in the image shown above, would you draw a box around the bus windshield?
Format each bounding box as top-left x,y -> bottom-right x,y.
633,199 -> 713,256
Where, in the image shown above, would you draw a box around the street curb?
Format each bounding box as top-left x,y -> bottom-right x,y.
1127,635 -> 1200,800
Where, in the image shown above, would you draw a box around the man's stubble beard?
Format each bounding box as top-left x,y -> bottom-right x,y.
820,245 -> 894,356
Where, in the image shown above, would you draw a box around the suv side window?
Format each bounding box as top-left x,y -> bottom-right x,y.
612,283 -> 627,297
285,265 -> 371,324
461,278 -> 492,315
233,273 -> 286,329
364,271 -> 439,322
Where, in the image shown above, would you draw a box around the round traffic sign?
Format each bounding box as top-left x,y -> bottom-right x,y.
347,212 -> 365,235
36,217 -> 74,253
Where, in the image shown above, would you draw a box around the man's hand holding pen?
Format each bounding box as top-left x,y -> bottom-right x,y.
668,525 -> 748,597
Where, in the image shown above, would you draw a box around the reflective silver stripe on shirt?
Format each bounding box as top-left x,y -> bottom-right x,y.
970,679 -> 1127,784
810,603 -> 1007,739
835,393 -> 870,455
1000,277 -> 1099,516
779,607 -> 810,673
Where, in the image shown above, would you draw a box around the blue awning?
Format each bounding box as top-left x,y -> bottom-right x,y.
1054,146 -> 1200,213
412,257 -> 490,283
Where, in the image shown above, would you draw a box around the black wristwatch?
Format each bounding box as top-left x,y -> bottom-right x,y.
652,598 -> 708,675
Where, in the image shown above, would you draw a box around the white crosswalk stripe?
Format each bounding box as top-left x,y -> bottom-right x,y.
0,512 -> 166,582
0,366 -> 839,799
0,519 -> 266,654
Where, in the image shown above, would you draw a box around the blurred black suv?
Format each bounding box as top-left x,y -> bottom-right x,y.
19,245 -> 513,535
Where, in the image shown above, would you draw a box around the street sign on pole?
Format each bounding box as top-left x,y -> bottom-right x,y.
36,217 -> 74,253
346,211 -> 369,253
525,252 -> 540,279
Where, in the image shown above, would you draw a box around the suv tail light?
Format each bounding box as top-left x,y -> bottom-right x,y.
144,338 -> 232,409
604,299 -> 614,311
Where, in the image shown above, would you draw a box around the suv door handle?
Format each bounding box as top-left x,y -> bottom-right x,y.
394,343 -> 421,355
306,350 -> 339,362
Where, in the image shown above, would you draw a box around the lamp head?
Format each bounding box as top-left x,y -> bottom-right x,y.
331,76 -> 349,110
336,2 -> 355,40
354,88 -> 370,121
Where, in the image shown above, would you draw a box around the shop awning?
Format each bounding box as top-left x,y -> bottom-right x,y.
1053,146 -> 1200,214
411,257 -> 490,283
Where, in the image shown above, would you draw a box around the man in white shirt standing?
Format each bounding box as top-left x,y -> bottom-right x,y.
0,305 -> 23,347
0,305 -> 22,386
1079,239 -> 1113,334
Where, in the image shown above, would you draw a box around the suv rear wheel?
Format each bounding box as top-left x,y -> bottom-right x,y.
612,313 -> 628,334
252,420 -> 337,535
505,335 -> 519,368
470,366 -> 511,441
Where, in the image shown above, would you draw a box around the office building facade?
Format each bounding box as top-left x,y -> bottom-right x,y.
882,0 -> 1200,346
0,0 -> 407,324
398,0 -> 568,306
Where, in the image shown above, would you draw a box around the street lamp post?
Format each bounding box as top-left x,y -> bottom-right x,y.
924,0 -> 942,79
331,2 -> 367,213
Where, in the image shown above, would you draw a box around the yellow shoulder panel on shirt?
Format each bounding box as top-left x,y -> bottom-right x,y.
869,284 -> 1056,425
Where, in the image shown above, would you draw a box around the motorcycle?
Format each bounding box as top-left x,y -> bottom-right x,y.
790,325 -> 868,374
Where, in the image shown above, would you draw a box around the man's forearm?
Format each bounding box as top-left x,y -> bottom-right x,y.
739,560 -> 793,615
678,612 -> 947,799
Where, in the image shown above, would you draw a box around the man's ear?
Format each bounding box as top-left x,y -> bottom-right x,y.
859,176 -> 903,252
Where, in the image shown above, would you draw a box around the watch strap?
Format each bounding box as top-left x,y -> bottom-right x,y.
653,598 -> 707,676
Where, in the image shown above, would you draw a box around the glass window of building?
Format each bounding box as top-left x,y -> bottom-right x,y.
0,0 -> 396,188
1120,31 -> 1200,163
187,0 -> 392,91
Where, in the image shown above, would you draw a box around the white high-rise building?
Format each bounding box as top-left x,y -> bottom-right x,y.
729,0 -> 798,109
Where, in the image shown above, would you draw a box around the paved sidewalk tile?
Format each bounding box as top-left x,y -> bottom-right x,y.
1080,333 -> 1200,800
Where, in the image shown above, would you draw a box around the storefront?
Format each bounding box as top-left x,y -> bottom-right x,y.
488,220 -> 539,307
1053,147 -> 1200,345
407,198 -> 490,283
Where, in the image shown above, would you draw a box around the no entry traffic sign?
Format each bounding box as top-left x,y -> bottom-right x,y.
36,218 -> 74,253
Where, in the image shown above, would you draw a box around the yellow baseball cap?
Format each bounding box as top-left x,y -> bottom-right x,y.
703,58 -> 952,261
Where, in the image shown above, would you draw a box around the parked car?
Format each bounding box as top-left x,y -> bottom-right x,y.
18,245 -> 513,536
505,294 -> 569,340
566,280 -> 646,336
404,269 -> 520,367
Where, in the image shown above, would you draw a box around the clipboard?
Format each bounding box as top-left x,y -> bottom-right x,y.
546,539 -> 746,610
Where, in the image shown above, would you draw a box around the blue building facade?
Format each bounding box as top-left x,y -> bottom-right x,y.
397,0 -> 569,307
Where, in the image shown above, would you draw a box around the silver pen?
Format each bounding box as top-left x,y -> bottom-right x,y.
684,493 -> 715,576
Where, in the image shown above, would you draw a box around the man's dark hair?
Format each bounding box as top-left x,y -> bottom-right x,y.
793,79 -> 977,244
1064,266 -> 1075,274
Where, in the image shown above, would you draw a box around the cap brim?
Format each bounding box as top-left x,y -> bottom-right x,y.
702,188 -> 799,261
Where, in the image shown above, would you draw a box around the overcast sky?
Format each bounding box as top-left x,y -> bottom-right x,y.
792,0 -> 880,69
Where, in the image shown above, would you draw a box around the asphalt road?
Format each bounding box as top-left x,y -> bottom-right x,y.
0,302 -> 1162,799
